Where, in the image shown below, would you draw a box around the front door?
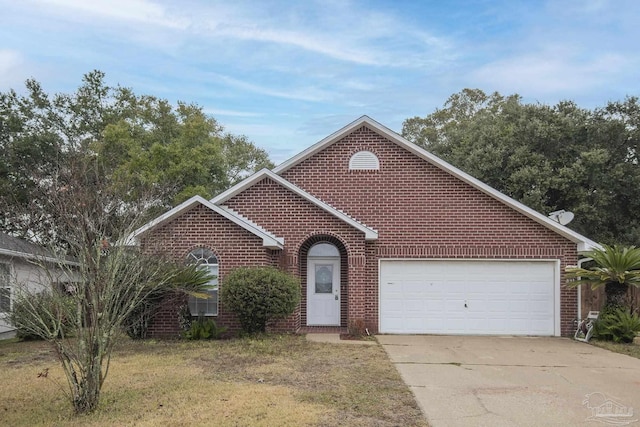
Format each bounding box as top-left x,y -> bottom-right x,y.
307,258 -> 340,325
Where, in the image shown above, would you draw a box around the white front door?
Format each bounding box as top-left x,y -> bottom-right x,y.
307,258 -> 340,325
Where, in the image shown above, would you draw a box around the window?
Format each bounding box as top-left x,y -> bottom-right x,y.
309,243 -> 340,257
186,249 -> 218,316
349,150 -> 380,171
0,263 -> 10,313
314,264 -> 334,293
309,243 -> 339,295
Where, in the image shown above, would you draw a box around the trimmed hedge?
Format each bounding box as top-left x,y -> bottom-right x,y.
220,267 -> 300,334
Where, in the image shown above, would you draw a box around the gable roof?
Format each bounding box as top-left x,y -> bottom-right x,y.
0,232 -> 47,258
211,169 -> 379,240
0,232 -> 77,265
127,195 -> 284,249
274,115 -> 599,251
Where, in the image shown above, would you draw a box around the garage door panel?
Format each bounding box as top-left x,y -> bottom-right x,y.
380,260 -> 557,336
530,299 -> 552,312
442,319 -> 466,333
531,319 -> 553,331
486,300 -> 509,312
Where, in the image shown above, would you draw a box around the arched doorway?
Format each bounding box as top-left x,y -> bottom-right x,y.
306,242 -> 341,326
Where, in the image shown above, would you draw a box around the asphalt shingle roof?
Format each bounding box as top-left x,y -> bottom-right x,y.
0,232 -> 49,258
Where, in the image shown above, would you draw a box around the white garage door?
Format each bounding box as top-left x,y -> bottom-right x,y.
379,260 -> 558,336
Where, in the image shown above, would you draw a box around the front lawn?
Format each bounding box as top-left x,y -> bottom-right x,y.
0,335 -> 427,426
590,340 -> 640,359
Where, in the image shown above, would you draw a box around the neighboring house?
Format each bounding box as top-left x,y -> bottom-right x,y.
0,232 -> 74,339
129,116 -> 598,338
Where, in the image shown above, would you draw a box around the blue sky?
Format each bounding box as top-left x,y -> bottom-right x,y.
1,0 -> 639,163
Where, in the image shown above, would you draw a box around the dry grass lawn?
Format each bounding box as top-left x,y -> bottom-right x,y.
590,339 -> 640,359
0,335 -> 427,426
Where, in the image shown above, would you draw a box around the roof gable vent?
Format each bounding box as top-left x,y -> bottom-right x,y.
349,150 -> 380,171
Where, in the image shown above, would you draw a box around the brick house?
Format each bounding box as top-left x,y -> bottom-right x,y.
130,116 -> 598,338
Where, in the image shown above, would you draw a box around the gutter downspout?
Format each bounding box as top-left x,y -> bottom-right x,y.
576,257 -> 593,320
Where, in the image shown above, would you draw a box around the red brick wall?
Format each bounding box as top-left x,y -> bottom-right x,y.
224,178 -> 368,330
146,292 -> 188,339
141,125 -> 582,337
278,125 -> 579,336
140,204 -> 275,338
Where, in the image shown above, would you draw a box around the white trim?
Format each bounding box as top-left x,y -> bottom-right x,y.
211,169 -> 378,241
187,250 -> 219,317
216,206 -> 285,247
378,258 -> 561,336
275,115 -> 598,251
274,116 -> 379,174
128,195 -> 284,249
307,256 -> 341,326
553,259 -> 561,336
0,248 -> 79,266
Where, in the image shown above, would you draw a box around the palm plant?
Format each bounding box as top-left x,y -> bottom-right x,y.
566,245 -> 640,310
122,262 -> 215,339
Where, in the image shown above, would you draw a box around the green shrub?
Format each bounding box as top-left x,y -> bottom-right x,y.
220,267 -> 300,334
595,308 -> 640,343
183,315 -> 227,340
10,292 -> 75,340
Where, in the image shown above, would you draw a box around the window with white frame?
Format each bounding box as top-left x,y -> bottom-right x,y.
0,263 -> 10,313
186,248 -> 218,316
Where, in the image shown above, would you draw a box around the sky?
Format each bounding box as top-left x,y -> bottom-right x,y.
1,0 -> 639,164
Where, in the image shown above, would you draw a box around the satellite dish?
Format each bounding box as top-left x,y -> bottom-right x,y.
548,210 -> 575,225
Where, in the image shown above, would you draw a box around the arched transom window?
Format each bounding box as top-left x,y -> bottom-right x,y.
186,248 -> 219,316
308,242 -> 340,257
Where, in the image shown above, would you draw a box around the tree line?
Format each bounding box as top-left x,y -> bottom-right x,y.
0,70 -> 272,248
403,88 -> 640,246
3,79 -> 637,247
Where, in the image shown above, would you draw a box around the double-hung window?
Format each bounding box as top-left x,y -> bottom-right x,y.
186,249 -> 218,316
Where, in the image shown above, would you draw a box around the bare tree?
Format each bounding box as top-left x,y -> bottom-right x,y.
9,148 -> 210,413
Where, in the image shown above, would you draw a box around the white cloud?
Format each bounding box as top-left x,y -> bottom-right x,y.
195,2 -> 454,69
472,49 -> 629,95
24,0 -> 455,72
5,0 -> 637,158
214,73 -> 333,102
37,0 -> 189,29
213,25 -> 382,66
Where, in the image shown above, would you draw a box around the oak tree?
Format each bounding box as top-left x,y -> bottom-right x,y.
403,89 -> 640,245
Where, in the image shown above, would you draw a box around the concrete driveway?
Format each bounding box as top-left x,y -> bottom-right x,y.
378,335 -> 640,427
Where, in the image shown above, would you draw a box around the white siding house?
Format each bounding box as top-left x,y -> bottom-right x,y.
0,233 -> 76,339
